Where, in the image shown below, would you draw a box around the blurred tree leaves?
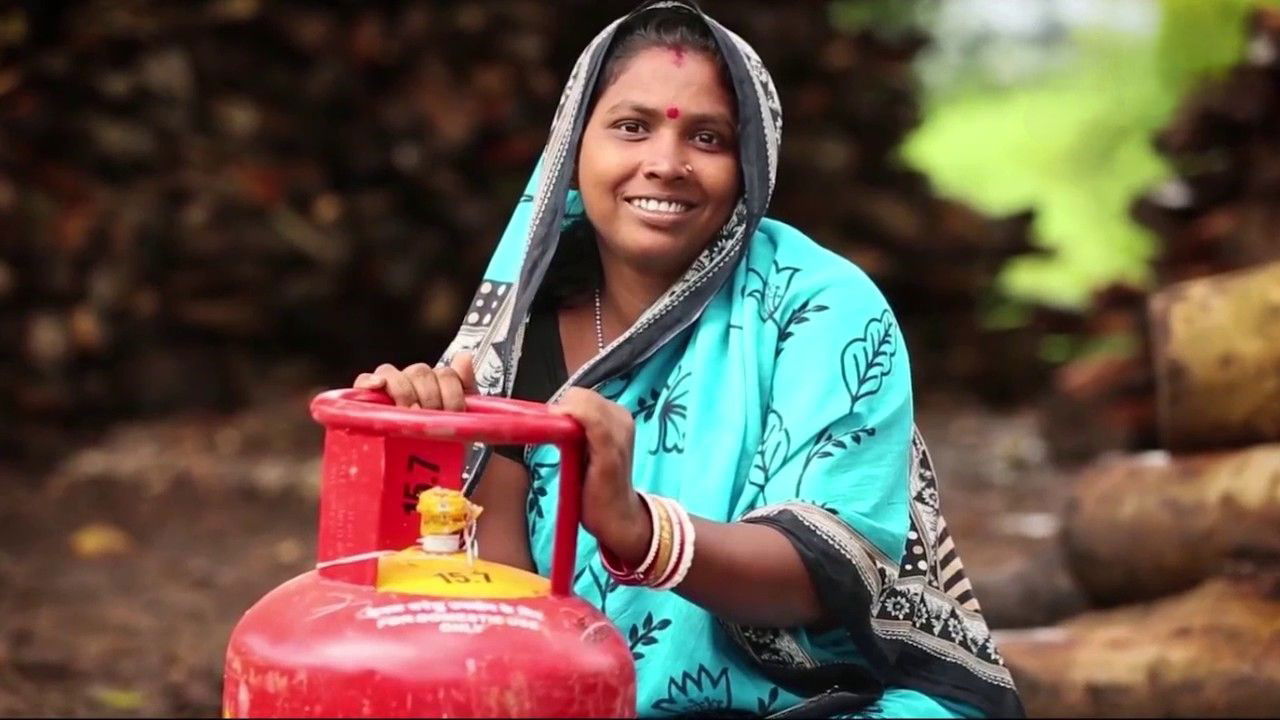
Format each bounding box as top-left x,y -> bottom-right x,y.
901,0 -> 1271,310
1155,0 -> 1266,89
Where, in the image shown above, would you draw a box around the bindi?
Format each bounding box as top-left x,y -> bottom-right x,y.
666,106 -> 680,119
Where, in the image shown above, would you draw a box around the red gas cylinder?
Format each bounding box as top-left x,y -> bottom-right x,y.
223,389 -> 636,717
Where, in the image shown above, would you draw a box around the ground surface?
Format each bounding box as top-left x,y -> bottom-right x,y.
0,389 -> 1084,717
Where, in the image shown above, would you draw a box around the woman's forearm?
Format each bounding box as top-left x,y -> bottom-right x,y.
601,496 -> 825,628
672,516 -> 824,628
472,454 -> 824,629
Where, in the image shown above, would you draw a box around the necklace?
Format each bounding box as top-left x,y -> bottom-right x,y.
593,287 -> 605,352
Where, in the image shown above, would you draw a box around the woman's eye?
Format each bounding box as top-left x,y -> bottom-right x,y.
616,121 -> 645,134
693,131 -> 722,147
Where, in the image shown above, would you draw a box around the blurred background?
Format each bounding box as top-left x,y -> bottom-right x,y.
3,0 -> 1280,716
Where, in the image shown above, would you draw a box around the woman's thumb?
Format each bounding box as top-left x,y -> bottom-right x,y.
449,351 -> 478,394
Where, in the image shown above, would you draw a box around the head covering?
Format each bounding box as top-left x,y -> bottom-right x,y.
440,2 -> 1024,717
444,0 -> 777,400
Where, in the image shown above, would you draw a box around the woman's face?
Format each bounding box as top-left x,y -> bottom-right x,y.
576,46 -> 739,283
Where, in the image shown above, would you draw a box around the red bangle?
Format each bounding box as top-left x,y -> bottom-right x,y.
600,492 -> 662,585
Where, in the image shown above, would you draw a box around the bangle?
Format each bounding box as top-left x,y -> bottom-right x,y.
650,496 -> 695,591
647,495 -> 681,588
645,497 -> 675,585
598,492 -> 694,591
600,493 -> 661,585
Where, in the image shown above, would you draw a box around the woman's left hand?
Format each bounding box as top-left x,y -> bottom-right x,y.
551,388 -> 651,565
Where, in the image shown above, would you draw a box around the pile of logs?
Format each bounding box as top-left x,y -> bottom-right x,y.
998,574 -> 1280,717
1040,6 -> 1280,463
1007,254 -> 1280,720
1135,6 -> 1280,287
0,0 -> 1040,465
1056,260 -> 1280,603
1001,8 -> 1280,714
1034,283 -> 1158,464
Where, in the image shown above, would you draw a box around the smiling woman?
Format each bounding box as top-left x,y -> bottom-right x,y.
565,38 -> 741,384
352,2 -> 1024,717
581,51 -> 739,276
536,15 -> 742,335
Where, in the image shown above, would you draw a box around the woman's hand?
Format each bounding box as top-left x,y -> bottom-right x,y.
551,388 -> 651,566
548,388 -> 822,626
352,352 -> 476,410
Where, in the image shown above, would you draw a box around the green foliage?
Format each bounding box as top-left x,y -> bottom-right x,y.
1155,0 -> 1269,91
901,0 -> 1269,310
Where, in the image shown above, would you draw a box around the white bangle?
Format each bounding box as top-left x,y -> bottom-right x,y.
650,496 -> 695,591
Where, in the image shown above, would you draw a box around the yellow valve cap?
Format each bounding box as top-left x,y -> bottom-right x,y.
416,487 -> 482,536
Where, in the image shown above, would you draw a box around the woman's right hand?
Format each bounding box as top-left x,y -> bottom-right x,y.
352,352 -> 477,411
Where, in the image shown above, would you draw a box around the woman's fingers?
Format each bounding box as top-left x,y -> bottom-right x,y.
374,364 -> 417,407
560,388 -> 632,432
435,366 -> 466,411
449,351 -> 478,395
356,361 -> 467,410
553,388 -> 609,428
553,388 -> 633,464
403,363 -> 443,409
549,387 -> 595,423
353,372 -> 385,390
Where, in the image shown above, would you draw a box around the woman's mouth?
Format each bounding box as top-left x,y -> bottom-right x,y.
626,197 -> 695,215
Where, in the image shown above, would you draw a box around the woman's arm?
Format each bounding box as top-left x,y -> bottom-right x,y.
470,453 -> 536,572
551,388 -> 824,629
477,446 -> 821,627
673,517 -> 824,627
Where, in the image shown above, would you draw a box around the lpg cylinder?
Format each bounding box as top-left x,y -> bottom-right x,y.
223,389 -> 636,717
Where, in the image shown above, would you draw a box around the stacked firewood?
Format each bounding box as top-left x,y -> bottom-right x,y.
1136,6 -> 1280,286
1040,6 -> 1280,463
1000,8 -> 1280,715
4,0 -> 569,460
0,0 -> 1041,463
1033,283 -> 1158,464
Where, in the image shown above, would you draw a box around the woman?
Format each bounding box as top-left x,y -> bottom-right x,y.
354,2 -> 1023,717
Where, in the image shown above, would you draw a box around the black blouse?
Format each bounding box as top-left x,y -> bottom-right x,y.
492,308 -> 568,463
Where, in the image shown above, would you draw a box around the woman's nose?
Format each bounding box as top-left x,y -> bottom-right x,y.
641,136 -> 691,181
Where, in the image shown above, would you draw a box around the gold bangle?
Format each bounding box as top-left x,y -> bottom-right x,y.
646,495 -> 675,586
651,496 -> 695,591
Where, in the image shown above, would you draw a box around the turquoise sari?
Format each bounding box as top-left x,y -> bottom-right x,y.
441,2 -> 1023,717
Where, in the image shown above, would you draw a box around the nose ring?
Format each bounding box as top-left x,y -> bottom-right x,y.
683,163 -> 693,174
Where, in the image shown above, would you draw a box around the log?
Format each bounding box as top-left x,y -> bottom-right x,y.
967,543 -> 1088,630
1150,260 -> 1280,450
997,574 -> 1280,718
1063,444 -> 1280,605
1032,283 -> 1158,461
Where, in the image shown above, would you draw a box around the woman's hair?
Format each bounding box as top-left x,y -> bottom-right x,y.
535,7 -> 732,312
598,7 -> 729,96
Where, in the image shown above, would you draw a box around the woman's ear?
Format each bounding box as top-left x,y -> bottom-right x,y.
569,144 -> 584,190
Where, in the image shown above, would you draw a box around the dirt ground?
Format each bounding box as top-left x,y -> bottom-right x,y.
0,389 -> 1085,717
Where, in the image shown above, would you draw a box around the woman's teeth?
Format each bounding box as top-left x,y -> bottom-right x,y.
629,198 -> 692,214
